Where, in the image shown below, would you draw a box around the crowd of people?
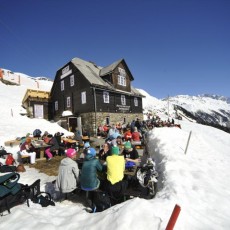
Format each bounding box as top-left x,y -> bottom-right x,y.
1,116 -> 177,210
53,119 -> 148,208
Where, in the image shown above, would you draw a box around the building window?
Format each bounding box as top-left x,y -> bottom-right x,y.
62,65 -> 69,75
67,97 -> 71,108
81,91 -> 86,104
118,67 -> 126,77
121,95 -> 126,105
118,75 -> 126,86
55,101 -> 58,111
103,91 -> 109,103
134,97 -> 138,106
70,75 -> 74,87
61,80 -> 64,91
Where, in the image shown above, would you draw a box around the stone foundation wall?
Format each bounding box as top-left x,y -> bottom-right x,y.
80,112 -> 144,136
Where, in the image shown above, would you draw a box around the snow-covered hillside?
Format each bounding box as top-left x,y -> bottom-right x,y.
0,69 -> 72,143
138,88 -> 230,128
1,68 -> 230,132
1,69 -> 230,229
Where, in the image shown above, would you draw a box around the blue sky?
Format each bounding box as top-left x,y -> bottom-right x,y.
1,0 -> 230,99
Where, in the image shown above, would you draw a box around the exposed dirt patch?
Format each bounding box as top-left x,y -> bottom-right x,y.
29,137 -> 105,176
29,155 -> 65,176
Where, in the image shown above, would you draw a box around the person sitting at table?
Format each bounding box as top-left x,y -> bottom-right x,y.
104,146 -> 127,204
80,142 -> 90,158
54,132 -> 65,155
107,124 -> 118,140
45,133 -> 65,160
122,141 -> 140,164
44,134 -> 56,160
131,127 -> 142,142
98,142 -> 111,162
20,137 -> 36,164
111,135 -> 123,147
43,133 -> 52,144
41,131 -> 49,141
55,147 -> 79,198
123,128 -> 132,141
80,147 -> 103,191
73,128 -> 83,146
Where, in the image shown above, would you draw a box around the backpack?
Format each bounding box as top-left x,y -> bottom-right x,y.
0,172 -> 24,215
0,165 -> 17,173
0,178 -> 55,215
92,191 -> 111,212
5,154 -> 15,166
32,192 -> 55,207
0,146 -> 8,157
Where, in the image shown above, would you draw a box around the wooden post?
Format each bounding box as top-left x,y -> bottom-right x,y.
184,131 -> 192,155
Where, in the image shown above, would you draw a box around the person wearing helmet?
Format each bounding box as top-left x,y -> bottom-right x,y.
80,147 -> 103,191
55,147 -> 79,197
81,142 -> 90,158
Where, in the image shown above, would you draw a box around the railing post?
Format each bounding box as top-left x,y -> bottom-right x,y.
165,204 -> 181,230
184,131 -> 192,155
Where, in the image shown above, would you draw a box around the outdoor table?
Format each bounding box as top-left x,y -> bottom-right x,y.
32,141 -> 51,160
82,136 -> 90,142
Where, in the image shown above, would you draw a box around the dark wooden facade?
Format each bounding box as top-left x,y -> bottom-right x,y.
50,58 -> 144,135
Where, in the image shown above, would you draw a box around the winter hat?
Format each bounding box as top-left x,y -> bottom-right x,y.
134,127 -> 138,132
87,148 -> 96,158
111,146 -> 119,155
124,141 -> 132,150
84,142 -> 90,148
66,148 -> 77,158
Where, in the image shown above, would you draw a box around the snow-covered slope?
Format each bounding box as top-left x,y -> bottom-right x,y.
0,69 -> 72,144
138,88 -> 230,128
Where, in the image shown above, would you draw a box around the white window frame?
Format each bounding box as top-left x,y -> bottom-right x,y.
61,80 -> 64,91
55,101 -> 58,111
103,91 -> 109,103
70,75 -> 74,87
118,67 -> 126,76
67,96 -> 71,108
121,95 -> 126,105
118,75 -> 126,86
81,91 -> 86,104
134,97 -> 138,106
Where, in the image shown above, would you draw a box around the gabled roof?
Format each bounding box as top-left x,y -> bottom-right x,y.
99,59 -> 123,77
99,59 -> 134,81
70,57 -> 144,97
71,58 -> 111,88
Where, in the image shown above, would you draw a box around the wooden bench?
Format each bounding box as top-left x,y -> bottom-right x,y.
4,140 -> 21,147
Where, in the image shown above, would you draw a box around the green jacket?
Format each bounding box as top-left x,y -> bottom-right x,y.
80,156 -> 102,190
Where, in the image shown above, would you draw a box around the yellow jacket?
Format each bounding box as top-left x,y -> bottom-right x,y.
106,155 -> 125,185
